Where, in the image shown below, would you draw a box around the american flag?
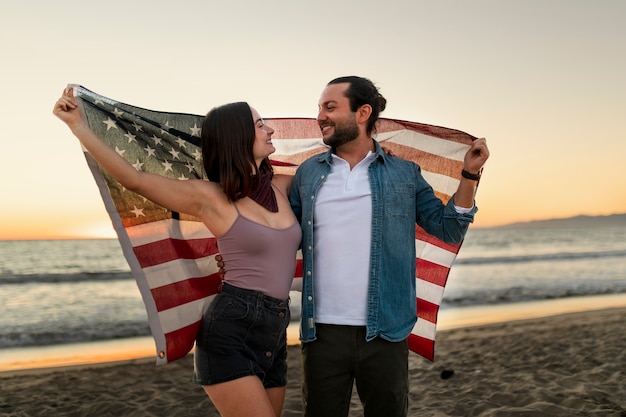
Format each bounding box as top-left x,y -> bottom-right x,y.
72,85 -> 477,364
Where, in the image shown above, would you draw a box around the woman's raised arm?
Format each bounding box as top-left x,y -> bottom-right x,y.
53,88 -> 220,221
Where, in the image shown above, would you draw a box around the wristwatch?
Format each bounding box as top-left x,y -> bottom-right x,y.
461,169 -> 481,181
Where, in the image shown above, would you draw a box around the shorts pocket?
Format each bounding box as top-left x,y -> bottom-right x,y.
210,294 -> 250,321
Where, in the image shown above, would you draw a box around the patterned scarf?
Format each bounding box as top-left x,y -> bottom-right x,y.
248,167 -> 278,212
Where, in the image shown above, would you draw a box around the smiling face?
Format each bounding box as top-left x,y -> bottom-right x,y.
317,83 -> 360,148
250,106 -> 275,165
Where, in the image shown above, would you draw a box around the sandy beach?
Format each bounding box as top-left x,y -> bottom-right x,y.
2,305 -> 625,416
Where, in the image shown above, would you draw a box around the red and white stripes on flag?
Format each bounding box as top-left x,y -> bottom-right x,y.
72,85 -> 477,365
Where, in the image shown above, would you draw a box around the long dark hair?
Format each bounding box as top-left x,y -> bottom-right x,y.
200,102 -> 273,201
327,76 -> 387,136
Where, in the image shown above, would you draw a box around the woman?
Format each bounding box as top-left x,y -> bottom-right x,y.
54,88 -> 301,417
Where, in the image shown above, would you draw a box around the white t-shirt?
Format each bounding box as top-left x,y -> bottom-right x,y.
313,152 -> 376,325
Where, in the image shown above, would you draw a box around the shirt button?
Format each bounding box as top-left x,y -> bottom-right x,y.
308,246 -> 312,250
278,311 -> 285,318
307,296 -> 313,301
320,175 -> 325,179
265,351 -> 272,358
308,220 -> 311,225
307,271 -> 311,276
310,195 -> 314,200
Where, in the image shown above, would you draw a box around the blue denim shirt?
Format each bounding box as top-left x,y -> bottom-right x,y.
290,140 -> 477,343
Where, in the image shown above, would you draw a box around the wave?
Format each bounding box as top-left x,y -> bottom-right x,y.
456,249 -> 626,265
3,289 -> 624,350
0,321 -> 150,349
1,287 -> 624,349
0,271 -> 133,285
441,286 -> 626,308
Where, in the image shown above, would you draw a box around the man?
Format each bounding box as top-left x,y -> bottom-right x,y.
289,76 -> 489,417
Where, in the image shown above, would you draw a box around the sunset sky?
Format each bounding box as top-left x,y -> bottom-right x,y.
1,0 -> 625,240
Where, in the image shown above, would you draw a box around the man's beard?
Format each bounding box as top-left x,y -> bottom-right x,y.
322,115 -> 359,148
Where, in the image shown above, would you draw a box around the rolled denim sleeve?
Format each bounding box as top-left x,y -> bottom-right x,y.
414,163 -> 476,244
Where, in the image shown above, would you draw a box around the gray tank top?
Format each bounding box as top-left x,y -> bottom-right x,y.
217,205 -> 301,299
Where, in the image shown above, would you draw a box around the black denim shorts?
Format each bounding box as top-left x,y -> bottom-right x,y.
193,283 -> 290,388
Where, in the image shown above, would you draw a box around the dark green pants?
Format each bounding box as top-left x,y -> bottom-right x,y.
301,324 -> 409,417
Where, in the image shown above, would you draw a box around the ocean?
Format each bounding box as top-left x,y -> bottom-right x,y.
1,224 -> 625,352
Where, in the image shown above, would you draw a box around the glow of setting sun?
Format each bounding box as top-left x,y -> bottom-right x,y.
76,221 -> 117,239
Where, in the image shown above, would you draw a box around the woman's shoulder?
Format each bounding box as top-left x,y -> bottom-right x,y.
272,173 -> 294,194
187,178 -> 231,211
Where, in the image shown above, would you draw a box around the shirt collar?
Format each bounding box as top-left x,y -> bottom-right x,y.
317,139 -> 386,165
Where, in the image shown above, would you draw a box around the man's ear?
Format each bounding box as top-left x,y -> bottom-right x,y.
357,104 -> 372,125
